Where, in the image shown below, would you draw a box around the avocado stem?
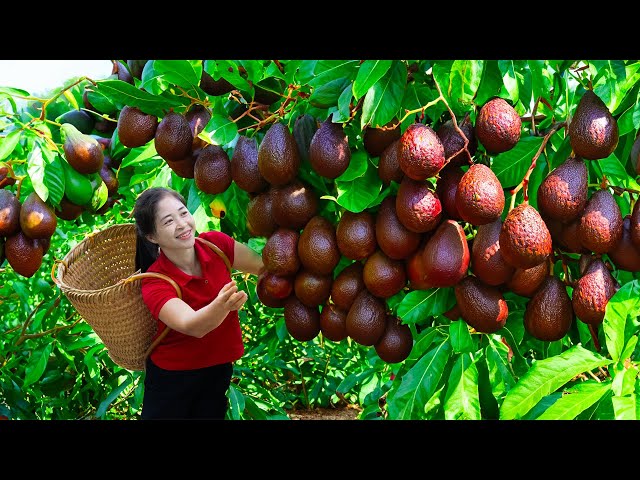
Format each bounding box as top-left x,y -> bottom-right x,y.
508,121 -> 567,211
588,324 -> 601,352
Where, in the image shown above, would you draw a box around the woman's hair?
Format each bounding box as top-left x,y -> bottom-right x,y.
133,187 -> 187,272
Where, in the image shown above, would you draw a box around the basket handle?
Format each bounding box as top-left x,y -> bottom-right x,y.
130,236 -> 233,363
51,258 -> 68,286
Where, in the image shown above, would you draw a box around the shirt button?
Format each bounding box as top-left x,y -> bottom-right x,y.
205,280 -> 208,283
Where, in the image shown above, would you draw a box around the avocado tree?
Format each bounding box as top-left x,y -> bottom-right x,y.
1,59 -> 639,420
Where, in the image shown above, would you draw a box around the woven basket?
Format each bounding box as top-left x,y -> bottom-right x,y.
52,223 -> 232,371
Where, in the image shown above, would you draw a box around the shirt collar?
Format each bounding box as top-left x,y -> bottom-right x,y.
155,238 -> 211,287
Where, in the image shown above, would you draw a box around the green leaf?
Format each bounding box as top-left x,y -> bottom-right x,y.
309,77 -> 351,109
401,83 -> 442,124
612,395 -> 637,420
27,143 -> 48,202
120,141 -> 159,168
0,86 -> 30,96
353,60 -> 393,100
529,60 -> 551,104
210,60 -> 251,92
612,363 -> 638,396
96,376 -> 132,418
23,342 -> 54,389
443,353 -> 481,420
598,154 -> 640,190
153,60 -> 202,90
620,335 -> 638,363
498,60 -> 519,103
227,384 -> 245,420
492,136 -> 544,188
433,60 -> 484,115
0,130 -> 21,161
95,79 -> 183,117
332,83 -> 353,123
500,344 -> 612,419
486,336 -> 516,401
535,381 -> 611,420
604,280 -> 640,363
332,158 -> 381,213
309,60 -> 359,88
449,320 -> 475,354
361,61 -> 406,129
46,154 -> 65,206
397,288 -> 456,325
475,60 -> 503,106
335,150 -> 367,182
387,340 -> 452,419
201,114 -> 238,146
591,60 -> 636,113
238,60 -> 262,84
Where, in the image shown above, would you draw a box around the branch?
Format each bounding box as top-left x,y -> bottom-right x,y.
509,121 -> 567,211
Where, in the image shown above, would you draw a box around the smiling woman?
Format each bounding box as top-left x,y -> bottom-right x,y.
0,60 -> 113,95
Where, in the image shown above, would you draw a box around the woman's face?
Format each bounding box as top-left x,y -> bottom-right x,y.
146,195 -> 196,249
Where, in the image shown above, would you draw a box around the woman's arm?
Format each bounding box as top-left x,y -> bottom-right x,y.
157,280 -> 248,338
233,240 -> 264,275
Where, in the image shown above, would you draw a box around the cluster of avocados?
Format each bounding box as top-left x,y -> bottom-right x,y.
102,75 -> 633,364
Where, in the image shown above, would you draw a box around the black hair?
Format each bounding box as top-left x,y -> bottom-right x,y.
133,187 -> 187,273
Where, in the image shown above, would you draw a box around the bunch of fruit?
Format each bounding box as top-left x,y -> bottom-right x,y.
106,77 -> 630,365
0,122 -> 119,278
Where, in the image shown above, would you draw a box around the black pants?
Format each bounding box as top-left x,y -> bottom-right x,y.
141,357 -> 233,420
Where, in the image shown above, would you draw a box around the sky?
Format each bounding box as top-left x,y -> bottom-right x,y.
0,60 -> 114,95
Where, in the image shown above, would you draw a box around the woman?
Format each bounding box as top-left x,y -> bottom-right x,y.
133,187 -> 263,419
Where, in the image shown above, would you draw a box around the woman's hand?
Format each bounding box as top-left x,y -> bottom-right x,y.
216,279 -> 248,312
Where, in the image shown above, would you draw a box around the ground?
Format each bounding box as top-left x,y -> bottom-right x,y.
287,405 -> 362,420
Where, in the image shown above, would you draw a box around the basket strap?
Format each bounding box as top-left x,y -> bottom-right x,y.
195,236 -> 232,273
131,236 -> 233,363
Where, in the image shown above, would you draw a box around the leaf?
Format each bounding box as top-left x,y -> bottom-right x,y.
23,342 -> 54,389
433,60 -> 484,115
485,336 -> 516,401
227,384 -> 245,420
212,60 -> 251,91
591,60 -> 633,113
332,158 -> 381,213
598,154 -> 640,190
0,86 -> 30,96
361,61 -> 406,129
309,60 -> 359,88
535,381 -> 611,420
96,376 -> 132,418
201,114 -> 238,146
612,363 -> 638,396
498,60 -> 519,103
45,154 -> 65,206
397,288 -> 456,325
335,150 -> 368,182
604,280 -> 640,363
443,353 -> 481,420
0,129 -> 21,161
95,79 -> 184,117
26,143 -> 48,201
612,395 -> 637,420
332,83 -> 353,123
475,60 -> 503,106
309,77 -> 351,109
500,344 -> 612,419
153,60 -> 202,90
529,60 -> 551,104
491,136 -> 544,188
353,60 -> 393,100
401,83 -> 442,124
120,141 -> 159,168
387,340 -> 452,419
449,320 -> 476,354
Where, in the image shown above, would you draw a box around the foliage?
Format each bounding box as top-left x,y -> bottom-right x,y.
0,59 -> 639,420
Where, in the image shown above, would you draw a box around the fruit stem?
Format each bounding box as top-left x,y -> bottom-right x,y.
588,324 -> 601,352
508,121 -> 567,211
431,78 -> 474,166
37,76 -> 97,121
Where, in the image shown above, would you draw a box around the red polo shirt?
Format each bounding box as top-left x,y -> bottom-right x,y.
141,230 -> 243,371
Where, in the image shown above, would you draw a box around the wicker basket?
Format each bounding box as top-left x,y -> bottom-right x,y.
52,223 -> 232,371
